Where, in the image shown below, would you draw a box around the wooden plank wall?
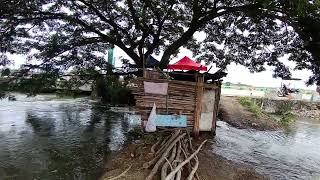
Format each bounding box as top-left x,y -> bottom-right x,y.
131,78 -> 196,128
130,77 -> 221,136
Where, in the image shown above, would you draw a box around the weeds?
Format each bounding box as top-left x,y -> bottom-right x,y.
126,127 -> 163,145
239,97 -> 296,126
279,112 -> 296,125
275,101 -> 295,115
238,97 -> 263,117
276,102 -> 296,125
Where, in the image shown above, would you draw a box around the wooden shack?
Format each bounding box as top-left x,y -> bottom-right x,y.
130,70 -> 221,137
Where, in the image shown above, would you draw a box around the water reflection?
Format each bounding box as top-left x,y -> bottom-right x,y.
26,111 -> 56,136
0,95 -> 128,179
213,120 -> 320,180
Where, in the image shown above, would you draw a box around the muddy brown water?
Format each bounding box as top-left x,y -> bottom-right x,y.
1,94 -> 320,180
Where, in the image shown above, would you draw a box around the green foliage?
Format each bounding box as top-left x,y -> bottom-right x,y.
274,101 -> 296,125
0,91 -> 6,99
94,75 -> 133,105
1,1 -> 320,84
0,70 -> 59,95
1,68 -> 10,76
15,72 -> 58,95
239,97 -> 263,117
275,101 -> 295,115
126,127 -> 144,142
95,75 -> 107,100
279,112 -> 296,125
126,127 -> 165,145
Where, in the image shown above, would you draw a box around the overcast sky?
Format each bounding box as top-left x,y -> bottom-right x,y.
114,46 -> 317,90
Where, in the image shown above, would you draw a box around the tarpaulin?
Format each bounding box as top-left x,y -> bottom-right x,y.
167,56 -> 207,71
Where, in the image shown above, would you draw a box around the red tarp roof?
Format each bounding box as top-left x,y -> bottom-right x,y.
167,56 -> 207,71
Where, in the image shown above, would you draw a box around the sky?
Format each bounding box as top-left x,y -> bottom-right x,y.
5,45 -> 316,91
112,46 -> 316,90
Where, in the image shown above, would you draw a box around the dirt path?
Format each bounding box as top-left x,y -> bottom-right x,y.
219,96 -> 279,130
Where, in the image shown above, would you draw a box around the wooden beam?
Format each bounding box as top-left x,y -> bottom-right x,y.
211,82 -> 221,136
193,76 -> 204,138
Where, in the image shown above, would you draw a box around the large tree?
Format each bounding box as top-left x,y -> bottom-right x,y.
1,0 -> 320,84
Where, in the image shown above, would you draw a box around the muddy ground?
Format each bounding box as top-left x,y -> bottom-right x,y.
219,96 -> 280,130
100,136 -> 267,180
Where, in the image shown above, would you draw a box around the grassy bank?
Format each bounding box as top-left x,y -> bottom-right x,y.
238,97 -> 296,126
238,97 -> 263,118
219,96 -> 280,130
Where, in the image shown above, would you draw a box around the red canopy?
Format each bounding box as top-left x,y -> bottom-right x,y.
167,56 -> 207,71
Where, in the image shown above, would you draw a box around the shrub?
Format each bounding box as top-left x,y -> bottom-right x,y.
275,101 -> 296,125
95,75 -> 134,106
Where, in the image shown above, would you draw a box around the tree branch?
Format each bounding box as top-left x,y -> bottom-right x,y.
76,0 -> 134,44
127,0 -> 147,33
158,3 -> 263,69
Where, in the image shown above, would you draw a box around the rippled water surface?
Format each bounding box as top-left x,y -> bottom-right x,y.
0,94 -> 128,180
1,94 -> 320,180
213,120 -> 320,180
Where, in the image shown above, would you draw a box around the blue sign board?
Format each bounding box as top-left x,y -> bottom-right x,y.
155,115 -> 187,127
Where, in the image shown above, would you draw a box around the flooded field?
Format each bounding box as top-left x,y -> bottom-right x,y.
1,94 -> 320,180
0,94 -> 128,179
213,120 -> 320,180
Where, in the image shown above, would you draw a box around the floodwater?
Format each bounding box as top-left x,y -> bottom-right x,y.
213,120 -> 320,180
1,94 -> 320,180
0,94 -> 128,180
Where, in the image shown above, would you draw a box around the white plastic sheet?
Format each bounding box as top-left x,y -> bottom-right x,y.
145,103 -> 157,132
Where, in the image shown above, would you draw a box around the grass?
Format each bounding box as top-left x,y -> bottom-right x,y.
279,112 -> 296,125
238,97 -> 263,118
273,100 -> 296,126
239,97 -> 263,117
239,96 -> 296,126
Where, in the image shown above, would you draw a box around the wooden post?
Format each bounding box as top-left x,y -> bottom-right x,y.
193,76 -> 204,138
142,49 -> 146,78
211,81 -> 221,136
